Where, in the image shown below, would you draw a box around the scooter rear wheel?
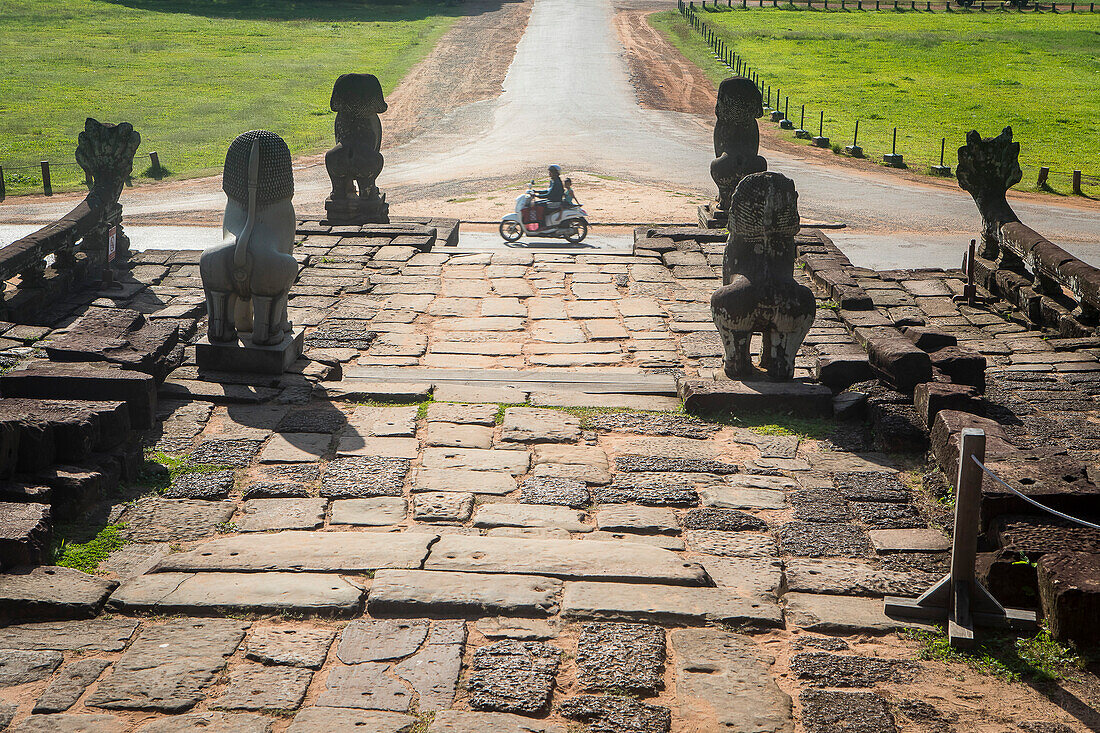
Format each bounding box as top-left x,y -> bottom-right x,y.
564,219 -> 588,244
499,221 -> 523,242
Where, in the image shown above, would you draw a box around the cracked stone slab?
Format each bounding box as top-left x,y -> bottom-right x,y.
790,652 -> 918,687
473,504 -> 592,533
0,650 -> 63,686
427,711 -> 565,733
109,572 -> 362,616
778,522 -> 873,558
670,628 -> 793,733
336,619 -> 428,663
102,543 -> 170,580
246,626 -> 336,669
784,558 -> 940,598
330,497 -> 406,526
260,433 -> 331,463
235,498 -> 327,532
559,695 -> 671,733
118,499 -> 236,542
530,445 -> 610,484
520,477 -> 590,508
320,456 -> 410,498
594,505 -> 678,534
697,484 -> 785,510
315,662 -> 412,712
0,619 -> 137,652
286,708 -> 414,732
9,715 -> 124,732
414,468 -> 517,495
468,640 -> 560,715
393,626 -> 464,711
425,535 -> 707,584
367,570 -> 562,617
799,689 -> 898,733
414,492 -> 474,522
137,712 -> 274,732
426,403 -> 498,425
783,592 -> 932,633
501,408 -> 581,443
562,582 -> 782,626
86,619 -> 247,712
585,413 -> 718,439
34,658 -> 111,713
576,623 -> 664,694
699,556 -> 783,597
153,531 -> 435,572
425,423 -> 494,450
684,530 -> 777,557
422,448 -> 529,475
212,664 -> 313,711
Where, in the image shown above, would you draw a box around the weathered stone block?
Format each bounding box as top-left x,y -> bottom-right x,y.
867,337 -> 933,394
816,355 -> 874,392
870,403 -> 928,454
0,503 -> 51,569
930,345 -> 987,392
0,363 -> 157,429
1037,551 -> 1100,648
902,326 -> 957,353
679,379 -> 832,417
913,382 -> 983,427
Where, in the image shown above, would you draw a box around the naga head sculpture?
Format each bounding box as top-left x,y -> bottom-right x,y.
715,76 -> 764,125
731,172 -> 800,249
330,73 -> 388,116
956,127 -> 1022,256
75,118 -> 141,209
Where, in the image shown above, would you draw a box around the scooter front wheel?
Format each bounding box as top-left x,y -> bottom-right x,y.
499,220 -> 523,242
564,218 -> 588,244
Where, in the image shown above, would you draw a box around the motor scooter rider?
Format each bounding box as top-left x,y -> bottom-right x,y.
563,178 -> 580,207
533,165 -> 564,227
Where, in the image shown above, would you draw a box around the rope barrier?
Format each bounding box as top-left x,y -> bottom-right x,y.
971,455 -> 1100,529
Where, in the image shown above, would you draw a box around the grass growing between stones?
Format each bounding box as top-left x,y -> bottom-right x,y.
0,0 -> 461,195
651,8 -> 1100,197
137,450 -> 233,493
52,523 -> 128,574
906,626 -> 1088,683
702,411 -> 837,440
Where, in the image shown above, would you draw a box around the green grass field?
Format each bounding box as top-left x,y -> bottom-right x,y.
652,8 -> 1100,197
0,0 -> 460,195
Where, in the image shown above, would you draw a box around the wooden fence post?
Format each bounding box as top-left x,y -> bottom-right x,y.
0,165 -> 5,201
40,161 -> 52,196
1073,170 -> 1083,194
1037,166 -> 1049,188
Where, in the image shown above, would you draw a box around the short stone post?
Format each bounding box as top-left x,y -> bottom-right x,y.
1072,170 -> 1083,194
812,110 -> 830,147
1037,166 -> 1049,188
780,98 -> 793,129
931,137 -> 952,175
794,105 -> 811,139
770,88 -> 785,121
883,127 -> 905,167
0,165 -> 5,200
41,161 -> 52,196
845,120 -> 864,157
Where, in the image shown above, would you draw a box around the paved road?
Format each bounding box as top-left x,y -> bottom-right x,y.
3,0 -> 1098,268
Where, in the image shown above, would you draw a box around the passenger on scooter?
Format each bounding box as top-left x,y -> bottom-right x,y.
563,178 -> 580,207
533,165 -> 564,226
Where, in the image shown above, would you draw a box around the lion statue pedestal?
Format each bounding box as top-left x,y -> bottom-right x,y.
197,130 -> 303,375
699,76 -> 768,230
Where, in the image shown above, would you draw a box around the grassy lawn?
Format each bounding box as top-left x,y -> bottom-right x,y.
0,0 -> 460,195
651,8 -> 1100,197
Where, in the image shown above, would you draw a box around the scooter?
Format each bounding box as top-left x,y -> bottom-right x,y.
499,186 -> 589,243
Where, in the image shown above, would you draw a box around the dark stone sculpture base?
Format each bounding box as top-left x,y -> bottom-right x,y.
697,203 -> 728,230
883,153 -> 905,168
196,328 -> 304,375
324,194 -> 389,226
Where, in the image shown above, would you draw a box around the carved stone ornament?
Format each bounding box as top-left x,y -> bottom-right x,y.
75,117 -> 141,210
200,130 -> 298,347
711,172 -> 815,381
324,73 -> 390,224
710,76 -> 768,216
956,126 -> 1022,259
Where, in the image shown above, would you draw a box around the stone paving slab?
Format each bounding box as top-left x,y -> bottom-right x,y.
0,619 -> 138,652
153,531 -> 436,572
561,581 -> 782,626
33,658 -> 111,713
235,498 -> 327,532
137,712 -> 274,732
424,535 -> 708,584
336,619 -> 428,663
315,662 -> 412,712
109,572 -> 363,615
0,650 -> 63,687
421,448 -> 530,475
472,504 -> 592,533
0,566 -> 117,624
427,710 -> 566,733
245,626 -> 336,669
9,714 -> 124,732
286,707 -> 415,732
367,569 -> 562,617
783,592 -> 932,634
329,497 -> 407,526
670,628 -> 793,733
212,664 -> 313,711
86,619 -> 247,712
413,468 -> 517,495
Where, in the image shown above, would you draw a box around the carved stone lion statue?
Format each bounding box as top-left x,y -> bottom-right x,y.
200,130 -> 298,347
711,172 -> 815,381
324,73 -> 390,224
710,76 -> 768,219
